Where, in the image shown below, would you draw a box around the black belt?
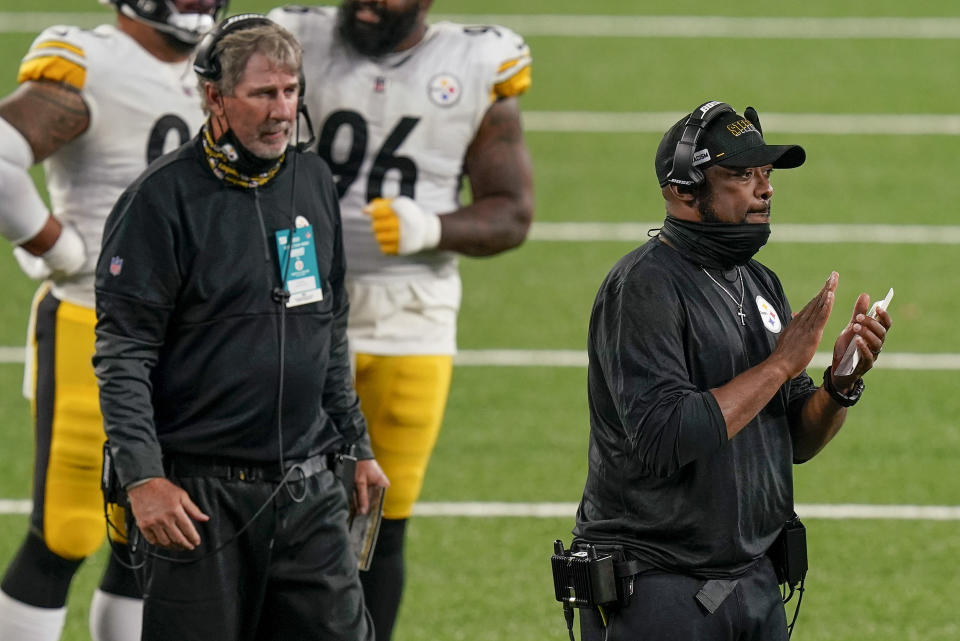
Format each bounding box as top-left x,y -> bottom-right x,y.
165,453 -> 331,483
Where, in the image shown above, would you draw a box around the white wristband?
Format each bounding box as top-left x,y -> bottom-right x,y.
420,208 -> 442,251
13,222 -> 86,281
43,222 -> 87,274
392,196 -> 442,255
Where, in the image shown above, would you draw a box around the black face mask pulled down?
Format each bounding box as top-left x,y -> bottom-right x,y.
216,128 -> 283,177
201,123 -> 285,189
660,216 -> 771,270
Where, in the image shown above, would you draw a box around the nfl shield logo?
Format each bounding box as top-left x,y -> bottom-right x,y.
109,256 -> 123,276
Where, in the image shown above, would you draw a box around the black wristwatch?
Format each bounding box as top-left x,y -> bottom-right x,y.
822,366 -> 865,407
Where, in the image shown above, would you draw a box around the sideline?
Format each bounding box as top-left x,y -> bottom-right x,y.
530,222 -> 960,244
523,111 -> 960,136
2,500 -> 957,520
3,13 -> 960,39
1,348 -> 959,369
412,502 -> 960,520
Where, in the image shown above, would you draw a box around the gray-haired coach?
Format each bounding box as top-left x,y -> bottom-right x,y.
93,15 -> 386,641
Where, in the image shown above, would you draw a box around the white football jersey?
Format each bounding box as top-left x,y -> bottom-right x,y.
17,24 -> 205,307
269,6 -> 532,281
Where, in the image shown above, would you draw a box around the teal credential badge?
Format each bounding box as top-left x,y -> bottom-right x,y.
275,224 -> 323,307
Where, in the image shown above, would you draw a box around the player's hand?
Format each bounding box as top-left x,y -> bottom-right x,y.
127,477 -> 210,551
364,196 -> 441,256
13,221 -> 86,280
771,272 -> 837,380
831,293 -> 892,388
353,458 -> 390,515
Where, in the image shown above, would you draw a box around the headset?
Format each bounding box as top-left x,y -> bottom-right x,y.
194,13 -> 315,149
663,100 -> 735,188
193,13 -> 274,81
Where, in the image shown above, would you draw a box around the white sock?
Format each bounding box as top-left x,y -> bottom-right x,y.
0,589 -> 67,641
88,589 -> 143,641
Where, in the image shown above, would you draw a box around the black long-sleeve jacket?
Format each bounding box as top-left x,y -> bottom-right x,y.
574,236 -> 817,578
93,136 -> 372,487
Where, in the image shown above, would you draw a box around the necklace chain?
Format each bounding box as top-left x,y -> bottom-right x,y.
701,266 -> 747,325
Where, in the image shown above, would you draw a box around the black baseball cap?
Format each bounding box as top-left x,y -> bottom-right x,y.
656,104 -> 806,187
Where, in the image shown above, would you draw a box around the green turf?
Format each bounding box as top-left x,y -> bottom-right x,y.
526,132 -> 960,226
0,366 -> 33,497
0,1 -> 958,640
793,371 -> 960,505
19,0 -> 957,17
422,368 -> 960,506
245,0 -> 960,18
422,367 -> 590,503
458,241 -> 953,352
525,37 -> 960,114
398,517 -> 960,641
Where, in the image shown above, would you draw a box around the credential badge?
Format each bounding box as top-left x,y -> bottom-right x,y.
428,74 -> 462,107
756,295 -> 782,333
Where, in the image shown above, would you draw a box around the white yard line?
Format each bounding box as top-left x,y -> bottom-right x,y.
452,351 -> 960,371
530,222 -> 960,244
0,499 -> 957,520
524,112 -> 960,135
4,14 -> 960,39
412,502 -> 960,520
437,15 -> 960,39
1,348 -> 958,369
0,347 -> 24,364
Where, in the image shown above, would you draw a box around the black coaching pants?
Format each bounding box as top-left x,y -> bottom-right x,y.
579,556 -> 788,641
134,465 -> 373,641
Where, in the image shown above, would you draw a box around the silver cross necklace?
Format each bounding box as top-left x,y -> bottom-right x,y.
701,266 -> 747,325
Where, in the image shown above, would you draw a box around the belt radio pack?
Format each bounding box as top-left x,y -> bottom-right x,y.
551,540 -> 621,641
767,514 -> 808,638
767,514 -> 808,589
551,540 -> 618,607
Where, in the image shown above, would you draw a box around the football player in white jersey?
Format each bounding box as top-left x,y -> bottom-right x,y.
0,1 -> 224,640
269,2 -> 534,638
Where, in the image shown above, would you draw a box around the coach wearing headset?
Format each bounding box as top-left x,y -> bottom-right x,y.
93,15 -> 385,641
571,101 -> 892,640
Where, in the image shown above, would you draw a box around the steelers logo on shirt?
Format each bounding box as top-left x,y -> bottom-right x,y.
427,74 -> 462,107
756,295 -> 782,333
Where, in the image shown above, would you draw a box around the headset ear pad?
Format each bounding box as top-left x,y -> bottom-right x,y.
193,27 -> 221,79
192,14 -> 276,80
666,101 -> 735,187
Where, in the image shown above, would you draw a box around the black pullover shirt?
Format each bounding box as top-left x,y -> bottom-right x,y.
94,135 -> 371,487
573,235 -> 817,578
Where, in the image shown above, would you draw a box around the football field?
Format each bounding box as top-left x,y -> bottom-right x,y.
1,1 -> 959,639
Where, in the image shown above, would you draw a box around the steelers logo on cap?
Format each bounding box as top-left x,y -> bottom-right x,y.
428,74 -> 462,107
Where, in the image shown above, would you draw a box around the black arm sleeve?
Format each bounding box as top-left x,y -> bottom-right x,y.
93,189 -> 180,486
